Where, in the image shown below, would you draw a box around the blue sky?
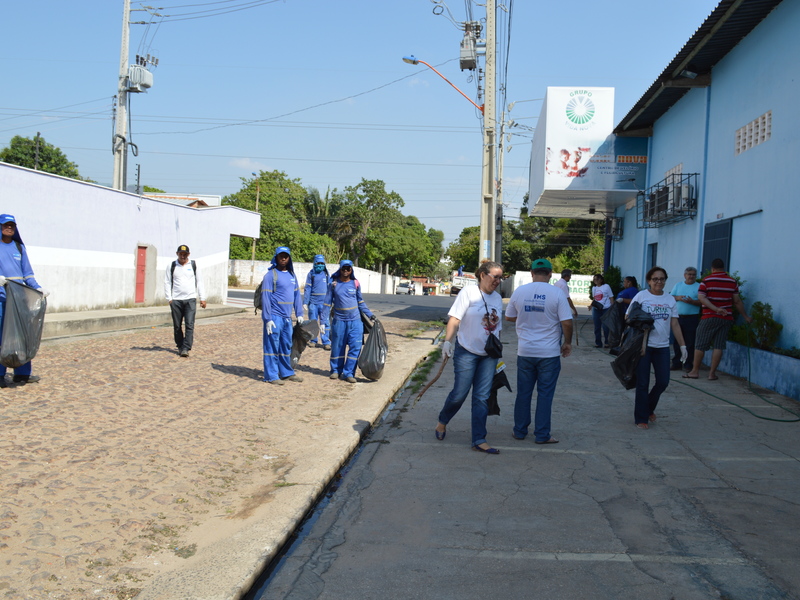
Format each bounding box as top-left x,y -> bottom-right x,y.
1,0 -> 719,247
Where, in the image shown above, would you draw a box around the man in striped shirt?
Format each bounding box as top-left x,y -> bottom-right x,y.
684,258 -> 751,381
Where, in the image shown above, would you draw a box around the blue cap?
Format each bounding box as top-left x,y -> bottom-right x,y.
0,214 -> 16,225
313,254 -> 325,264
339,259 -> 354,268
274,246 -> 291,256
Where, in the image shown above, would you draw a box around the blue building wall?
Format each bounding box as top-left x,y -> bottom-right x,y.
611,0 -> 799,349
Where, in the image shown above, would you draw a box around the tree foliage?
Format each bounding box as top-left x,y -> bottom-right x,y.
0,135 -> 81,179
222,172 -> 443,276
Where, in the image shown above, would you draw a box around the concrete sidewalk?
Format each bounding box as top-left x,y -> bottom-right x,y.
264,316 -> 800,600
43,303 -> 246,340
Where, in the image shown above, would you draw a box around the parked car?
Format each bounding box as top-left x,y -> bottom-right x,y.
449,285 -> 462,296
395,282 -> 415,295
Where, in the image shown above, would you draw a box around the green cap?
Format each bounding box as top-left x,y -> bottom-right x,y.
531,258 -> 552,270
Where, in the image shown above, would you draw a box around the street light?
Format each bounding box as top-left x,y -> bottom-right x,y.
403,54 -> 495,263
402,56 -> 484,113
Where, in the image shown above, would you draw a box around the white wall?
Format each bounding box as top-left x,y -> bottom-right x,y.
0,163 -> 259,311
228,260 -> 388,294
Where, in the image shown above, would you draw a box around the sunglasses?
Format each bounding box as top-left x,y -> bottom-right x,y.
341,266 -> 352,271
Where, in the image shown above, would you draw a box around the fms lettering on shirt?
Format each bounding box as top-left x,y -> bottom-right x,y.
524,294 -> 547,312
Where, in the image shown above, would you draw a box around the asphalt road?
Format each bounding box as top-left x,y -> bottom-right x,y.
229,290 -> 456,324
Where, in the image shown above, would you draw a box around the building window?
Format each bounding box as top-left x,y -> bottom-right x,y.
735,111 -> 771,156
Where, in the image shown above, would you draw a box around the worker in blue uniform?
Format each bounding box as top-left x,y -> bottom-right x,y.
261,246 -> 304,385
303,254 -> 331,350
0,214 -> 48,386
325,259 -> 374,383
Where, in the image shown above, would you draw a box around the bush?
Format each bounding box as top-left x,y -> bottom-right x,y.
729,301 -> 782,350
228,274 -> 239,287
604,265 -> 622,296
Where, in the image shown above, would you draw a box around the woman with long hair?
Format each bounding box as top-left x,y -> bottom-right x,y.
589,273 -> 614,347
435,261 -> 504,453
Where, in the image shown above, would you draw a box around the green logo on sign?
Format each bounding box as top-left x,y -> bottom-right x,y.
566,95 -> 596,125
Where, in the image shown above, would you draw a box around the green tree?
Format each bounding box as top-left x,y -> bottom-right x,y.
0,134 -> 81,179
445,226 -> 480,273
223,170 -> 337,261
143,185 -> 165,193
329,179 -> 404,267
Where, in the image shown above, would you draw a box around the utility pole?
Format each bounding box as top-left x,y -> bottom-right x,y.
495,111 -> 506,263
479,0 -> 496,263
112,0 -> 131,191
250,174 -> 260,286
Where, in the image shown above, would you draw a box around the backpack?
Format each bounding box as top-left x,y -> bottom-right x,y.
254,269 -> 279,314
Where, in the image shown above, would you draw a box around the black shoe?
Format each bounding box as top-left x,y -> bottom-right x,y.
13,375 -> 40,384
180,349 -> 189,357
0,379 -> 7,389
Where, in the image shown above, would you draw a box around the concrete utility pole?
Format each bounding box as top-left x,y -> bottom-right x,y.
479,1 -> 496,263
250,174 -> 260,285
112,0 -> 131,191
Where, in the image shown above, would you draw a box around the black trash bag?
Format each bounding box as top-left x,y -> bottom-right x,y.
601,302 -> 625,349
290,319 -> 320,369
358,318 -> 387,380
610,302 -> 654,390
487,366 -> 512,416
360,310 -> 373,335
0,281 -> 47,369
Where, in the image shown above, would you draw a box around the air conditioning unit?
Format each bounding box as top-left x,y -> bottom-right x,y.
609,217 -> 623,240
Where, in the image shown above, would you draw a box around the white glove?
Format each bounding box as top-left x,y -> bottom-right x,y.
38,287 -> 50,298
297,316 -> 304,325
442,340 -> 453,358
680,346 -> 688,364
616,297 -> 624,303
266,320 -> 276,335
319,324 -> 326,335
0,276 -> 5,286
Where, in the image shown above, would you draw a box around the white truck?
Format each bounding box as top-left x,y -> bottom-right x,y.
450,275 -> 477,295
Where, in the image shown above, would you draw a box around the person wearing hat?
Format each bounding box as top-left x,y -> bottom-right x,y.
505,259 -> 573,444
0,214 -> 48,386
303,254 -> 331,350
324,259 -> 374,383
261,246 -> 304,385
164,245 -> 207,357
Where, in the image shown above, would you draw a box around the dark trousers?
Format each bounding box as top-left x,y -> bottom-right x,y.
170,299 -> 197,352
672,314 -> 699,369
592,306 -> 609,346
634,346 -> 670,424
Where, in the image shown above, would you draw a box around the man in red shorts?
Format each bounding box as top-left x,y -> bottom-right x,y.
684,258 -> 752,381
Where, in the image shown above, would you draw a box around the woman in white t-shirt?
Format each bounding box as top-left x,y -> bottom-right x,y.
588,274 -> 614,347
434,261 -> 504,454
626,266 -> 686,429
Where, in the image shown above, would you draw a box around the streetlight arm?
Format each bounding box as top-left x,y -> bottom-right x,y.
403,57 -> 484,114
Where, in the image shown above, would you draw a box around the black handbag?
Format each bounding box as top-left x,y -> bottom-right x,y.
479,290 -> 503,358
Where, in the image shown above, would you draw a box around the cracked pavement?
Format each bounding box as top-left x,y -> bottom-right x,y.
263,315 -> 800,600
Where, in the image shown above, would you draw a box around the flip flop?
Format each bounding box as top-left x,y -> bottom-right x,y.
636,423 -> 649,429
534,437 -> 559,444
682,374 -> 699,379
708,375 -> 719,381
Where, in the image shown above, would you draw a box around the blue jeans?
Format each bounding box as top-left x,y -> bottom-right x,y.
263,317 -> 295,382
0,299 -> 32,378
593,306 -> 609,346
308,303 -> 330,345
330,318 -> 363,378
170,298 -> 196,351
438,340 -> 498,446
513,356 -> 562,442
634,346 -> 670,424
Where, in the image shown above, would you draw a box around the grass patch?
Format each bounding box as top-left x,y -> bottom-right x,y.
405,320 -> 445,338
409,348 -> 443,394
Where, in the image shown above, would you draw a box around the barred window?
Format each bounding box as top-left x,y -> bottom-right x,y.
735,111 -> 771,156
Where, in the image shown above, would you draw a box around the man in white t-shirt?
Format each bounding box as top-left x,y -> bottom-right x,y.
164,244 -> 207,357
553,269 -> 578,316
506,259 -> 573,444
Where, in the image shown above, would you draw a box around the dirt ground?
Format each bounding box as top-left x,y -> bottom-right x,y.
0,313 -> 426,599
